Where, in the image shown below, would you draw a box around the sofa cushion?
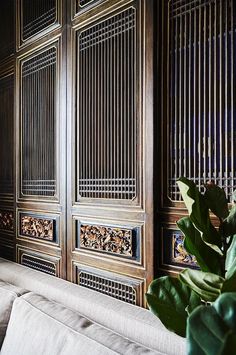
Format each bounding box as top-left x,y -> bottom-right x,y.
1,292 -> 162,355
0,280 -> 27,346
0,258 -> 186,355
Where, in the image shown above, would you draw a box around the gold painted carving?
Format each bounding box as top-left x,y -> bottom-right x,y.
21,215 -> 54,241
0,211 -> 14,231
80,224 -> 133,256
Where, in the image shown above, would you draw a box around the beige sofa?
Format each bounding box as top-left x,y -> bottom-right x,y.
0,258 -> 186,354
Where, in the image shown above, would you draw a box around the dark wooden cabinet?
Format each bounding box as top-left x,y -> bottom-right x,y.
0,0 -> 154,307
2,0 -> 234,307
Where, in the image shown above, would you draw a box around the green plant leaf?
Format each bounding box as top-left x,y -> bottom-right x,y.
204,183 -> 229,220
177,217 -> 222,275
223,206 -> 236,237
222,256 -> 236,293
225,235 -> 236,272
179,269 -> 224,302
177,177 -> 222,254
187,292 -> 236,355
146,276 -> 201,337
220,331 -> 236,355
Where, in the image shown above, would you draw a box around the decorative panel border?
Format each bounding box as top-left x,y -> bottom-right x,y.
18,41 -> 60,202
73,262 -> 143,305
73,0 -> 105,17
18,0 -> 61,48
0,210 -> 14,233
17,245 -> 60,276
17,211 -> 59,244
161,227 -> 198,272
75,218 -> 141,262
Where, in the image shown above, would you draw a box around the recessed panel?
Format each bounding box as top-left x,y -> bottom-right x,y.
167,0 -> 236,201
0,210 -> 14,232
17,246 -> 60,276
75,263 -> 143,305
20,46 -> 57,198
77,7 -> 137,201
76,220 -> 141,261
21,0 -> 57,42
0,0 -> 14,61
19,212 -> 58,243
0,75 -> 14,198
162,228 -> 198,269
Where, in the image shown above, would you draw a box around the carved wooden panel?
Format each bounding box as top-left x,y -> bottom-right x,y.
0,74 -> 14,197
161,228 -> 198,271
77,7 -> 138,201
0,211 -> 14,232
75,264 -> 142,305
21,0 -> 57,42
20,214 -> 55,241
77,221 -> 141,261
20,46 -> 57,198
165,0 -> 236,202
0,0 -> 14,61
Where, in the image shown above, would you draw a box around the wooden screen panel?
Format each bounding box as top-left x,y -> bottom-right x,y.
21,0 -> 57,41
75,264 -> 142,305
0,75 -> 14,196
21,47 -> 57,197
0,0 -> 14,61
167,0 -> 236,201
77,7 -> 137,200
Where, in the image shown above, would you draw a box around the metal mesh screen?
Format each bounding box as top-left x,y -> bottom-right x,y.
77,8 -> 137,200
168,0 -> 236,200
22,0 -> 56,40
21,47 -> 56,197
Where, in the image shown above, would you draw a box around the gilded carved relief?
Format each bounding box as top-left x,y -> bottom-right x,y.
0,211 -> 14,231
80,224 -> 133,257
172,233 -> 197,266
21,215 -> 54,241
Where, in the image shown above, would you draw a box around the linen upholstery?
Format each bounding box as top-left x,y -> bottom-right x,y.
0,258 -> 186,355
0,281 -> 27,346
1,292 -> 162,355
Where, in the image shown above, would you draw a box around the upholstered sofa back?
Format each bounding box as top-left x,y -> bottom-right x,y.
0,258 -> 186,354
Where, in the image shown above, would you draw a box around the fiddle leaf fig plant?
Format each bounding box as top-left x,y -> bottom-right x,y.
187,292 -> 236,355
146,177 -> 236,337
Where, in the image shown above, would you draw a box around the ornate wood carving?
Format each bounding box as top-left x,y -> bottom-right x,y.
0,211 -> 14,231
172,233 -> 197,266
80,224 -> 133,257
21,215 -> 54,241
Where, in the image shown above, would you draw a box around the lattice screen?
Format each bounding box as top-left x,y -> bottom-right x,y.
0,75 -> 14,195
21,47 -> 56,197
0,0 -> 14,60
168,0 -> 236,201
22,0 -> 57,41
77,8 -> 137,200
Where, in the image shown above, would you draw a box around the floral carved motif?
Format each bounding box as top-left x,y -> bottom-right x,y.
21,215 -> 54,241
172,234 -> 197,266
80,224 -> 133,257
0,211 -> 14,231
